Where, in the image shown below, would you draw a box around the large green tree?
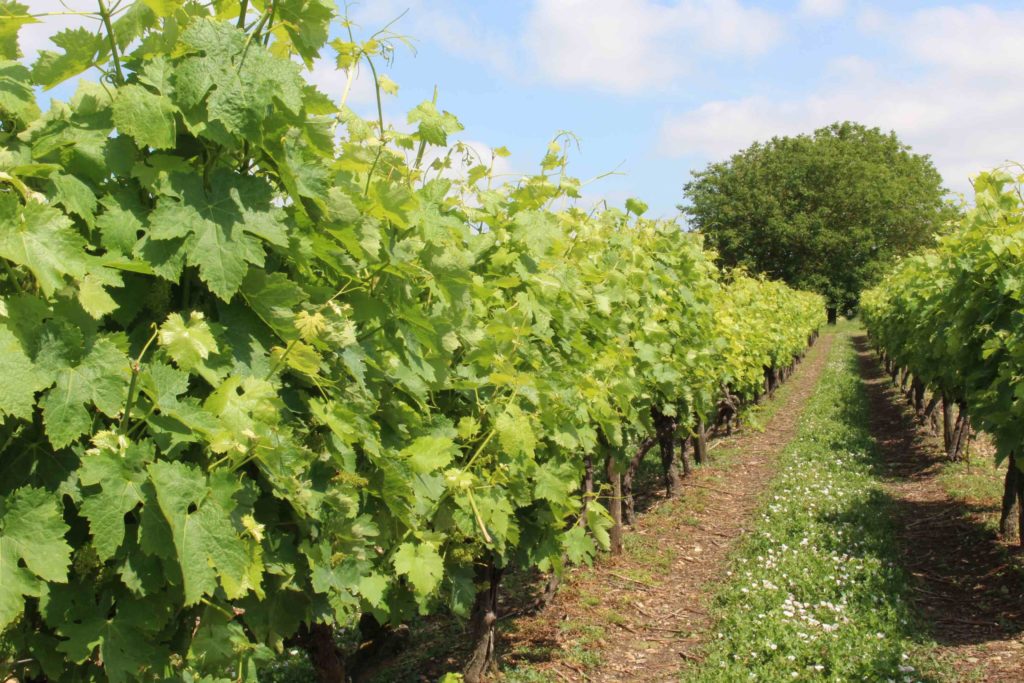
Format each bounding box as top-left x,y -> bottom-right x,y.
681,121 -> 951,320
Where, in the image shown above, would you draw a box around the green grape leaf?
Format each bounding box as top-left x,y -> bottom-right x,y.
141,0 -> 185,18
400,434 -> 459,474
46,584 -> 168,683
392,541 -> 443,597
357,572 -> 388,608
0,322 -> 52,420
408,101 -> 463,146
269,0 -> 335,66
96,193 -> 144,255
625,197 -> 648,216
148,460 -> 259,605
533,459 -> 576,506
0,194 -> 91,297
79,446 -> 149,561
50,172 -> 97,227
158,311 -> 218,371
38,335 -> 130,449
112,84 -> 177,150
173,19 -> 304,140
495,409 -> 535,458
0,486 -> 72,629
31,27 -> 103,89
148,171 -> 287,300
0,2 -> 37,60
77,270 -> 122,319
562,525 -> 595,566
0,59 -> 39,124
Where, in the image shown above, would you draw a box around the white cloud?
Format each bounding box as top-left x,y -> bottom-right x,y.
901,5 -> 1024,74
799,0 -> 847,19
856,6 -> 889,33
659,4 -> 1024,196
351,0 -> 515,76
523,0 -> 785,94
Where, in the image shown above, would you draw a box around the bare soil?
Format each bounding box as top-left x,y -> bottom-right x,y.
853,335 -> 1024,682
499,333 -> 836,682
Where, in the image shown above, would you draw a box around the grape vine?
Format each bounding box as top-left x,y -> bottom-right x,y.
0,2 -> 824,680
862,169 -> 1024,537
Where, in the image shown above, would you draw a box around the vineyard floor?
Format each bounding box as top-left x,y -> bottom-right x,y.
495,334 -> 837,682
855,335 -> 1024,681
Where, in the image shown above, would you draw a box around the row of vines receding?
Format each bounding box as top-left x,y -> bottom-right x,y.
0,2 -> 825,681
862,169 -> 1024,546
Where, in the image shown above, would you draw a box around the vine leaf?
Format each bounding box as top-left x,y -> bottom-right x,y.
0,1 -> 37,60
400,434 -> 459,474
112,84 -> 178,150
159,311 -> 218,371
79,446 -> 149,561
0,194 -> 91,297
392,541 -> 443,598
31,27 -> 103,90
38,335 -> 130,449
0,486 -> 72,629
0,323 -> 52,420
147,171 -> 288,300
148,460 -> 261,605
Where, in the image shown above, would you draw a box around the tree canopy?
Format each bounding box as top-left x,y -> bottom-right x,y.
680,121 -> 951,317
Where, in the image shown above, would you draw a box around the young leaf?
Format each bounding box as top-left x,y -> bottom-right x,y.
159,311 -> 218,371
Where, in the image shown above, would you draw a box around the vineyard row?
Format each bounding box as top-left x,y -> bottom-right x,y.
0,4 -> 824,681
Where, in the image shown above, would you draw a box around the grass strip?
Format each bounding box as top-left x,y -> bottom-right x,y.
683,333 -> 946,682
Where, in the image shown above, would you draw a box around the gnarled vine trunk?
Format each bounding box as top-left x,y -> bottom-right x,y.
300,623 -> 344,683
999,453 -> 1024,547
652,407 -> 682,497
605,453 -> 624,554
947,403 -> 971,461
622,436 -> 657,526
942,395 -> 955,452
693,418 -> 708,465
463,561 -> 504,682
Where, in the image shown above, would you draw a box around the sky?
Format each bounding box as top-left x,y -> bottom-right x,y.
21,0 -> 1024,219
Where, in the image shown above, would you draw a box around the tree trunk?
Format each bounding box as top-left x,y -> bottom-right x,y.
921,393 -> 941,434
303,623 -> 344,683
999,453 -> 1022,544
605,454 -> 624,554
652,408 -> 682,497
947,404 -> 970,461
622,436 -> 657,526
827,307 -> 837,325
463,561 -> 504,683
678,435 -> 692,477
911,377 -> 925,415
942,395 -> 954,452
693,419 -> 708,465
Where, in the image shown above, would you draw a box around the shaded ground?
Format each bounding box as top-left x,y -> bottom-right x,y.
854,335 -> 1024,682
499,334 -> 836,682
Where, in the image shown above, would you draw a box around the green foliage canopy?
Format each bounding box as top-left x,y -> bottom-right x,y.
0,1 -> 825,679
681,121 -> 950,312
862,169 -> 1024,466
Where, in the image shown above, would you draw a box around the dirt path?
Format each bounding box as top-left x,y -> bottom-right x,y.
500,333 -> 836,682
853,335 -> 1024,681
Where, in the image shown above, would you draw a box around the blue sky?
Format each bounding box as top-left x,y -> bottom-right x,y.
24,0 -> 1024,218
